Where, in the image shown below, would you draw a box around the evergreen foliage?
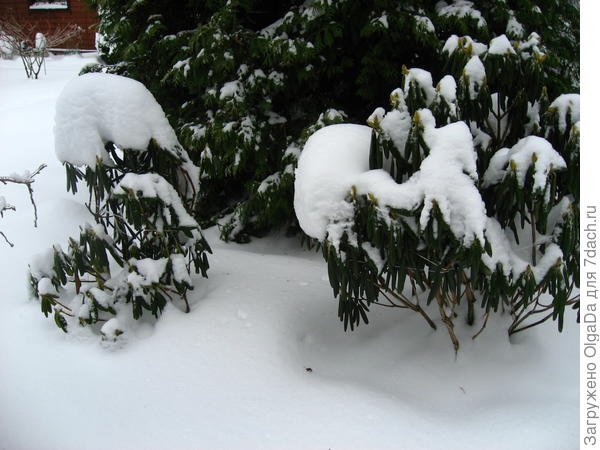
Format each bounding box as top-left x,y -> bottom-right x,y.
30,127 -> 210,339
61,0 -> 580,347
86,0 -> 578,242
301,30 -> 579,350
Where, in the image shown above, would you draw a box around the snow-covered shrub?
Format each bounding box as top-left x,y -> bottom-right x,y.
295,32 -> 579,351
29,73 -> 210,338
89,0 -> 579,242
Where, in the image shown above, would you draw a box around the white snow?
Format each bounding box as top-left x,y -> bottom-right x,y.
37,277 -> 56,295
462,55 -> 486,99
549,93 -> 580,133
442,35 -> 461,54
487,93 -> 509,140
380,108 -> 412,154
509,137 -> 567,191
100,317 -> 123,338
296,111 -> 487,246
113,173 -> 199,227
506,14 -> 525,39
517,32 -> 544,59
481,147 -> 510,187
525,100 -> 540,135
0,196 -> 9,212
414,15 -> 435,33
487,34 -> 515,55
294,124 -> 372,241
483,136 -> 567,192
483,218 -> 564,282
482,218 -> 528,277
173,58 -> 191,77
35,33 -> 47,51
130,257 -> 169,286
404,68 -> 435,104
357,110 -> 486,244
442,35 -> 487,57
437,74 -> 457,103
435,0 -> 486,28
546,196 -> 573,235
55,73 -> 180,166
0,53 -> 579,450
374,13 -> 389,29
219,80 -> 243,101
54,72 -> 200,198
29,1 -> 68,9
171,253 -> 192,285
257,172 -> 282,194
470,123 -> 491,151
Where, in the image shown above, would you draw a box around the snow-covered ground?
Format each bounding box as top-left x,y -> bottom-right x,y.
0,55 -> 578,450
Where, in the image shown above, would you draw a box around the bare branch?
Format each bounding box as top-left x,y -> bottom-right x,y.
0,163 -> 46,227
0,231 -> 14,247
0,164 -> 47,246
0,14 -> 83,78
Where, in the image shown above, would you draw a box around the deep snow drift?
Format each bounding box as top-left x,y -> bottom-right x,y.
0,55 -> 578,450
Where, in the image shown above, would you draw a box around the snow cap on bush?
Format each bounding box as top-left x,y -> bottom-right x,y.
55,73 -> 181,165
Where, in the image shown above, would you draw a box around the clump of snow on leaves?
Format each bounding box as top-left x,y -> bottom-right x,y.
54,73 -> 199,196
435,0 -> 487,28
482,136 -> 567,193
487,35 -> 515,56
549,94 -> 580,133
462,56 -> 486,99
295,109 -> 487,248
294,124 -> 372,242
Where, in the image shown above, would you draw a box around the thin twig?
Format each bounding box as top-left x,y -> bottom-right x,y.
0,231 -> 14,247
472,311 -> 489,340
374,277 -> 438,330
509,311 -> 554,336
435,290 -> 459,353
0,163 -> 46,227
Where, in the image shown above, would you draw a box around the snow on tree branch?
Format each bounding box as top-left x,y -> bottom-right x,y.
0,163 -> 46,246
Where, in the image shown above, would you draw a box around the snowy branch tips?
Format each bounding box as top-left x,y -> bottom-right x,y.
29,73 -> 210,339
294,33 -> 579,351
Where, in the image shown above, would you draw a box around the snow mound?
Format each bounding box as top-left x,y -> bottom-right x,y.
54,73 -> 182,167
294,124 -> 372,241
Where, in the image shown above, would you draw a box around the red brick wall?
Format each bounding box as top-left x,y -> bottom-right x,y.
0,0 -> 98,49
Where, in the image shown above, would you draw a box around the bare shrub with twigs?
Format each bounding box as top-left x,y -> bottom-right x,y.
0,14 -> 82,78
0,164 -> 46,246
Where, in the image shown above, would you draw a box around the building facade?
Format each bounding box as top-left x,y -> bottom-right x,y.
0,0 -> 98,49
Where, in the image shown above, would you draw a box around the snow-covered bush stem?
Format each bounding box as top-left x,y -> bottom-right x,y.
29,73 -> 210,338
295,31 -> 579,351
